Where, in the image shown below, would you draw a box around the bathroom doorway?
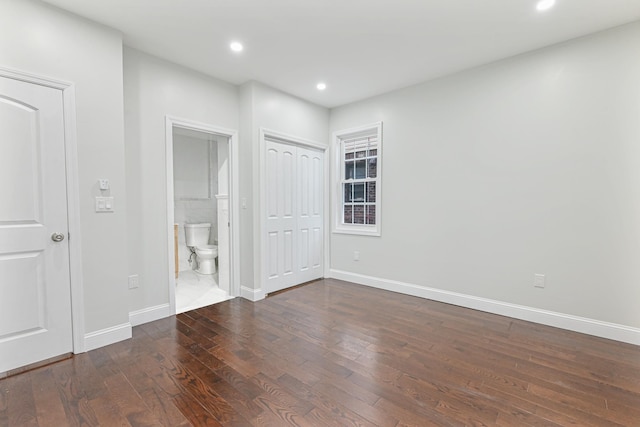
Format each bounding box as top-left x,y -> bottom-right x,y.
165,117 -> 240,314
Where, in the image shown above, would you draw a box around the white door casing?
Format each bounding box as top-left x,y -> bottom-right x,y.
264,136 -> 324,294
0,75 -> 73,373
165,116 -> 241,315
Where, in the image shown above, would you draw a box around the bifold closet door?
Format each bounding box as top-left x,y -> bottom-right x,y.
265,139 -> 323,294
296,146 -> 323,284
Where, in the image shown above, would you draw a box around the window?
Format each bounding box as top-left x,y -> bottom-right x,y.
333,122 -> 382,236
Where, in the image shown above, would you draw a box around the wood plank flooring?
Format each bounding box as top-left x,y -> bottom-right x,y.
1,278 -> 639,426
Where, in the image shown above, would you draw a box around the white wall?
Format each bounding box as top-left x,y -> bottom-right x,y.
173,134 -> 217,200
0,0 -> 129,336
329,22 -> 640,331
123,48 -> 238,314
238,82 -> 329,297
238,84 -> 254,293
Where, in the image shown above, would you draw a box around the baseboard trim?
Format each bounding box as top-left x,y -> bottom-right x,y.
329,269 -> 640,346
83,322 -> 132,352
129,303 -> 173,327
241,286 -> 265,302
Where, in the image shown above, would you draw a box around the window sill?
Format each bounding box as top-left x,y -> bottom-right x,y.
333,226 -> 380,237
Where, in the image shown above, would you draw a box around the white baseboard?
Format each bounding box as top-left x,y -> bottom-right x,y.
329,269 -> 640,346
83,322 -> 132,352
241,285 -> 265,302
130,303 -> 173,327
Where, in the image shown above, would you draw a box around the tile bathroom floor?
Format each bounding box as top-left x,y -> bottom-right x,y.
175,269 -> 232,313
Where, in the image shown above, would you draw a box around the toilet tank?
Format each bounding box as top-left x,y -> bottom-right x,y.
184,223 -> 211,247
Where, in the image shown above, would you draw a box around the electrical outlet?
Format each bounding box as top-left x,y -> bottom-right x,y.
534,274 -> 545,288
354,251 -> 360,261
128,274 -> 139,289
98,179 -> 110,190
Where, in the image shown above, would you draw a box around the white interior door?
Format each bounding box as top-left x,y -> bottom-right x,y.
265,139 -> 323,294
265,140 -> 297,292
296,146 -> 323,283
0,75 -> 73,373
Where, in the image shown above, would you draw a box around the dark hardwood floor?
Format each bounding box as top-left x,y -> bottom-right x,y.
1,278 -> 639,426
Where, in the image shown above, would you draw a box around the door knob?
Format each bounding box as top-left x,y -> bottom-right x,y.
51,232 -> 65,242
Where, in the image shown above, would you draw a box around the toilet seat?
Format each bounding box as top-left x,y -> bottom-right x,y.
194,245 -> 218,275
195,245 -> 218,258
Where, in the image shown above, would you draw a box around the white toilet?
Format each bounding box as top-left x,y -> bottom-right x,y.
184,223 -> 218,275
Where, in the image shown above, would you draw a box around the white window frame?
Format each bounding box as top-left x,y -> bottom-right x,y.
333,122 -> 382,236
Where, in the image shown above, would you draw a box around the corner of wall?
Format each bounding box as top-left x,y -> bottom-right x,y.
238,82 -> 256,292
241,286 -> 265,302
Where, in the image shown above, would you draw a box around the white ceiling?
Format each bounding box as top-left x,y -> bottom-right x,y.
42,0 -> 640,108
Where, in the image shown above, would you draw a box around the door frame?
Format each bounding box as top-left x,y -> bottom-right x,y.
165,116 -> 241,313
0,66 -> 85,353
256,128 -> 329,298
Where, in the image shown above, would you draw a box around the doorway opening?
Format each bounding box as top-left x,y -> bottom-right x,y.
165,117 -> 240,314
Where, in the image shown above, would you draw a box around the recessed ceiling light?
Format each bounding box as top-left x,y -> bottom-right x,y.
230,41 -> 243,52
317,82 -> 327,91
536,0 -> 556,11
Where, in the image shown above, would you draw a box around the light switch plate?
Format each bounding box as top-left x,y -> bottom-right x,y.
534,274 -> 545,288
95,196 -> 114,212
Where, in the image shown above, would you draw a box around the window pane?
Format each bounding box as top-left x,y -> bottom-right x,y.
366,205 -> 376,225
354,205 -> 365,224
337,124 -> 381,235
355,160 -> 366,179
345,161 -> 355,180
353,183 -> 365,202
344,183 -> 353,202
368,158 -> 377,178
366,182 -> 376,203
344,205 -> 353,224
